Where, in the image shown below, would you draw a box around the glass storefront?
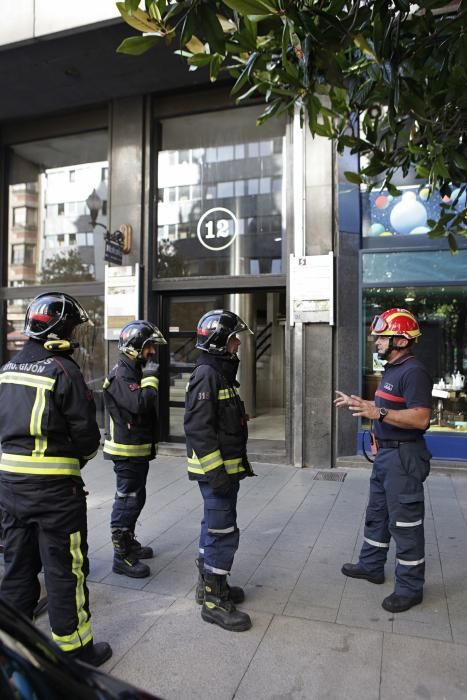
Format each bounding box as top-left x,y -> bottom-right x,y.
7,131 -> 108,287
3,130 -> 108,426
156,106 -> 286,278
362,283 -> 467,440
155,104 -> 287,450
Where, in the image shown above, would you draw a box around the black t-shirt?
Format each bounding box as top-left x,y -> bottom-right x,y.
373,353 -> 433,441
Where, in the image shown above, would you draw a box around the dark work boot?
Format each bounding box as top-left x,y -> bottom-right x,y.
195,558 -> 245,605
70,641 -> 112,667
201,573 -> 251,632
382,592 -> 423,613
341,562 -> 385,585
129,531 -> 154,559
112,529 -> 150,578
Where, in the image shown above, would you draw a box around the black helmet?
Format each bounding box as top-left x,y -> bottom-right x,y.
24,292 -> 90,341
196,309 -> 253,355
118,320 -> 167,360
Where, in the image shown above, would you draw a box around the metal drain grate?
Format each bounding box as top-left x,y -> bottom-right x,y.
313,470 -> 347,482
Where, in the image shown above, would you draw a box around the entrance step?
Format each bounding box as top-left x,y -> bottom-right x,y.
335,454 -> 467,476
158,443 -> 186,457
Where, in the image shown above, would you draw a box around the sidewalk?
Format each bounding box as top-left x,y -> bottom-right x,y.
4,453 -> 467,699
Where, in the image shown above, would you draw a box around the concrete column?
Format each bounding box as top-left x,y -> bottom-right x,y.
302,129 -> 335,467
228,292 -> 256,418
109,97 -> 145,282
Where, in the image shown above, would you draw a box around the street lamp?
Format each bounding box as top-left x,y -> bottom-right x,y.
86,189 -> 132,255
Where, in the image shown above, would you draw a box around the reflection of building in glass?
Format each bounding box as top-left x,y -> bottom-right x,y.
157,136 -> 284,277
41,162 -> 108,282
8,183 -> 39,286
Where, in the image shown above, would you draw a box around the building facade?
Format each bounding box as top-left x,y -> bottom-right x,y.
0,2 -> 465,464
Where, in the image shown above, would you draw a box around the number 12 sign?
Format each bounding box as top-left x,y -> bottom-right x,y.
197,207 -> 238,251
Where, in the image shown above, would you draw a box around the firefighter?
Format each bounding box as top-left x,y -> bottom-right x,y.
0,292 -> 111,666
103,320 -> 166,578
184,309 -> 255,632
335,308 -> 433,613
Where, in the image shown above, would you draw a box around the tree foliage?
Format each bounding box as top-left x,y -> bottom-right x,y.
116,0 -> 467,244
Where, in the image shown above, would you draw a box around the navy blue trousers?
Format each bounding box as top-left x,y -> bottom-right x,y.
198,481 -> 240,575
110,460 -> 149,532
359,441 -> 431,596
0,477 -> 92,648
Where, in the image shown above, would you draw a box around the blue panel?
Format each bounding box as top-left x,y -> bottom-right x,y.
362,250 -> 467,285
358,429 -> 467,462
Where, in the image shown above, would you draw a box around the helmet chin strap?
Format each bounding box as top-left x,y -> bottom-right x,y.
44,339 -> 79,352
377,336 -> 395,360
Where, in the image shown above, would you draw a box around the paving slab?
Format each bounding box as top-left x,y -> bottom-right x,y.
381,632 -> 467,700
110,598 -> 273,700
234,616 -> 383,700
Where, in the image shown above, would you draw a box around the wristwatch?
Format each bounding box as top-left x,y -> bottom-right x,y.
378,407 -> 388,423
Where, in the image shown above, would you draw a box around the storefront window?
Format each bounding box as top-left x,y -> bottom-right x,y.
362,287 -> 467,434
5,295 -> 105,426
7,131 -> 108,286
361,167 -> 465,242
156,106 -> 286,278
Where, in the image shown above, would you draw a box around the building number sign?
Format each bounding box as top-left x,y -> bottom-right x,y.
197,207 -> 238,251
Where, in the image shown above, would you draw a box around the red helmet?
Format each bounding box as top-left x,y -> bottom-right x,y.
370,308 -> 421,339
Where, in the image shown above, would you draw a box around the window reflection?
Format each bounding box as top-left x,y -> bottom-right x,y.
156,107 -> 285,278
363,287 -> 467,433
8,131 -> 108,286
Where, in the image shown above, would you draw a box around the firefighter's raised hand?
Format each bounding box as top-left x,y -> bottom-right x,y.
347,394 -> 377,419
334,390 -> 352,408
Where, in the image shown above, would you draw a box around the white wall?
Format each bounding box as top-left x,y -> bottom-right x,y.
0,0 -> 118,47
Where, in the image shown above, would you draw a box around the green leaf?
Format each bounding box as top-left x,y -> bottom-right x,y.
223,0 -> 277,16
116,35 -> 159,55
209,54 -> 224,82
344,171 -> 363,185
187,53 -> 213,67
448,232 -> 459,254
125,0 -> 141,11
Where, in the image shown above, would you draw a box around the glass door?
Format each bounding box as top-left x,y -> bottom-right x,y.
159,290 -> 286,445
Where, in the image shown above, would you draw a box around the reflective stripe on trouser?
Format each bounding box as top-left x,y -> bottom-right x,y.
198,480 -> 240,575
0,477 -> 93,650
110,460 -> 150,531
359,441 -> 430,596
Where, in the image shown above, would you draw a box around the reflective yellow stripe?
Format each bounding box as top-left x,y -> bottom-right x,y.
224,457 -> 246,475
0,453 -> 81,477
0,372 -> 55,390
103,440 -> 152,457
110,417 -> 114,440
217,388 -> 236,400
103,377 -> 111,389
30,387 -> 48,458
141,376 -> 159,390
83,449 -> 98,461
187,449 -> 223,474
52,531 -> 92,652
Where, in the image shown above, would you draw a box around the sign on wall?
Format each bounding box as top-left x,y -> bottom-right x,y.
290,253 -> 334,325
196,207 -> 238,251
104,264 -> 140,340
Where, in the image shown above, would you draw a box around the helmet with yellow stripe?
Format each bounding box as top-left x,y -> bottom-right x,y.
370,308 -> 421,340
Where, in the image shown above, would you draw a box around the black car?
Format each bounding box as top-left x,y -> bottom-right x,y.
0,598 -> 161,700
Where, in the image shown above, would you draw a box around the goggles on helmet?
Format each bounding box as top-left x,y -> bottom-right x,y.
370,315 -> 389,334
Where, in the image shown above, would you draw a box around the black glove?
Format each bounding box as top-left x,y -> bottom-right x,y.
208,467 -> 232,497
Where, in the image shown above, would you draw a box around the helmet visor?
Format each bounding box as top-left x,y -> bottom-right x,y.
370,315 -> 388,334
141,329 -> 167,349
